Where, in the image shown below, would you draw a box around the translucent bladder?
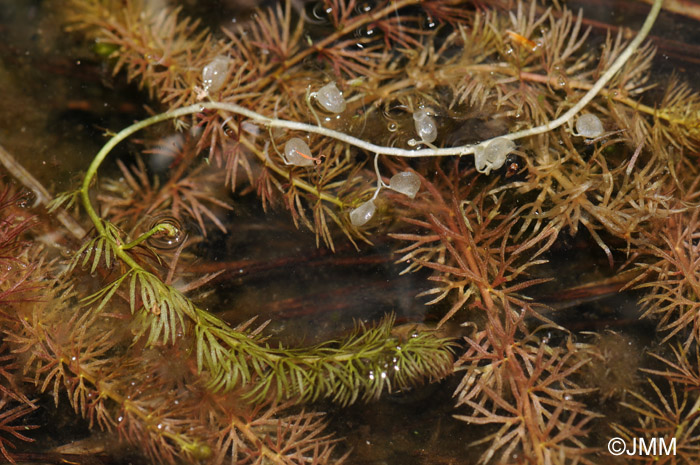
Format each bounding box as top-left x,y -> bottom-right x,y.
349,199 -> 376,226
574,113 -> 604,138
201,56 -> 230,94
389,171 -> 420,199
315,82 -> 346,113
283,138 -> 315,166
474,137 -> 515,175
413,108 -> 437,144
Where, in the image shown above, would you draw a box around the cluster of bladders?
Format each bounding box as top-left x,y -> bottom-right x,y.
200,56 -> 606,227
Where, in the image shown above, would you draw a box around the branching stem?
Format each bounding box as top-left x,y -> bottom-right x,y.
69,0 -> 662,405
239,137 -> 346,208
121,223 -> 179,250
78,0 -> 661,233
210,0 -> 661,157
505,0 -> 662,141
81,0 -> 662,224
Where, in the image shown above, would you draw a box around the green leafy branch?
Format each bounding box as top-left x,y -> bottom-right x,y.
201,314 -> 454,405
52,0 -> 662,408
77,259 -> 454,404
56,106 -> 454,406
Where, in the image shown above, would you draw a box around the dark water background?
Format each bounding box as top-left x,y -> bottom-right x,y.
1,1 -> 699,464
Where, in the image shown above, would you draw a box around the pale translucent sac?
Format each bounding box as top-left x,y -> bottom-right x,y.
201,56 -> 230,94
474,137 -> 515,175
575,113 -> 604,138
283,138 -> 315,166
349,199 -> 376,227
240,121 -> 260,137
413,108 -> 437,143
315,82 -> 346,113
148,133 -> 183,173
389,171 -> 421,199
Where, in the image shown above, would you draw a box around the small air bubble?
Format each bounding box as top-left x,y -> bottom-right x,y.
16,192 -> 36,208
423,15 -> 437,30
355,1 -> 373,13
354,25 -> 375,39
308,2 -> 333,25
147,215 -> 187,250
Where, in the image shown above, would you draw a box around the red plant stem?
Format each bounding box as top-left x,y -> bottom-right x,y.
421,172 -> 501,327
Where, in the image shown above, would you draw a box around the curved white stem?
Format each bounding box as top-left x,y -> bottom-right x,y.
181,0 -> 663,159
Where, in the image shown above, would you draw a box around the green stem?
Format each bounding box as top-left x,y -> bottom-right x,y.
80,106 -> 202,270
121,223 -> 179,250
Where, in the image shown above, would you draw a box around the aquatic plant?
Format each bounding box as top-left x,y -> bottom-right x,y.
2,0 -> 700,464
0,186 -> 40,463
612,378 -> 700,464
632,206 -> 700,349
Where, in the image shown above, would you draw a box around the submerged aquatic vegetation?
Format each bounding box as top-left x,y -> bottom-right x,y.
1,0 -> 700,463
